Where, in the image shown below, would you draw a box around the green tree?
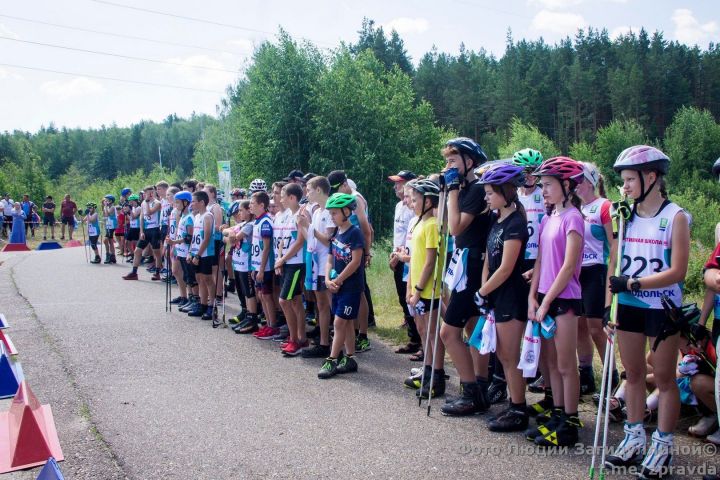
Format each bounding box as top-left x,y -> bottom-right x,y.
663,106 -> 720,184
594,119 -> 647,183
498,118 -> 560,160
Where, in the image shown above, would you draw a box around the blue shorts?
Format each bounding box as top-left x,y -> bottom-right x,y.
332,290 -> 361,320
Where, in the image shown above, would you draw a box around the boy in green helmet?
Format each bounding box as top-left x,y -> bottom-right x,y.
318,193 -> 365,379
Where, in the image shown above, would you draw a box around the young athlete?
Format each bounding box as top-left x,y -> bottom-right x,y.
188,191 -> 217,320
249,191 -> 279,340
388,170 -> 421,353
227,201 -> 259,334
168,191 -> 193,306
605,146 -> 690,478
275,183 -> 308,356
271,181 -> 289,332
438,137 -> 492,417
406,179 -> 446,398
327,170 -> 374,352
102,194 -> 118,264
502,148 -> 546,400
298,176 -> 334,357
525,157 -> 585,447
177,194 -> 201,314
318,193 -> 365,379
122,187 -> 162,281
204,184 -> 226,304
576,162 -> 617,395
475,164 -> 530,432
83,203 -> 102,264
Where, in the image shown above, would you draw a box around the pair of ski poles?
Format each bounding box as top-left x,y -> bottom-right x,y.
589,195 -> 630,480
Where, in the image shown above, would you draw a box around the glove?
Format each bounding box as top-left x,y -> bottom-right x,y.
611,199 -> 631,218
690,323 -> 709,343
443,168 -> 460,191
474,291 -> 489,314
609,275 -> 630,293
603,305 -> 611,326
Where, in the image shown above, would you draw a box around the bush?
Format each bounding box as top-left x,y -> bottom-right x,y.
498,118 -> 560,160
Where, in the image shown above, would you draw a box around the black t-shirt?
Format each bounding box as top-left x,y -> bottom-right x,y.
486,210 -> 530,320
487,210 -> 528,275
455,180 -> 491,251
330,225 -> 365,293
43,202 -> 55,217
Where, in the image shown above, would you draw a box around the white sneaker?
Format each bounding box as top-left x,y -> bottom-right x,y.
706,428 -> 720,445
410,367 -> 423,376
605,423 -> 646,468
637,430 -> 673,479
689,415 -> 718,437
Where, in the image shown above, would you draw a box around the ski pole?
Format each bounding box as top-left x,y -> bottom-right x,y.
590,192 -> 629,479
418,186 -> 446,408
81,219 -> 88,263
426,212 -> 450,415
212,244 -> 226,328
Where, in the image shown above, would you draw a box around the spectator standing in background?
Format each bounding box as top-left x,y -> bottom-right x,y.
42,195 -> 56,240
1,193 -> 14,237
60,194 -> 77,241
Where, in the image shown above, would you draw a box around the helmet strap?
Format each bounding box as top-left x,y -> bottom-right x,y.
635,171 -> 657,204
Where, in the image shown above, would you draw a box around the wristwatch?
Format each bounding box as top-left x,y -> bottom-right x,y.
630,278 -> 641,292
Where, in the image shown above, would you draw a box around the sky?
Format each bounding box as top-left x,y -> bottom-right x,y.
0,0 -> 718,133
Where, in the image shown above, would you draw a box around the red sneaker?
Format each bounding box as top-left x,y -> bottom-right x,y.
253,326 -> 271,338
283,339 -> 308,356
256,326 -> 279,340
122,272 -> 138,280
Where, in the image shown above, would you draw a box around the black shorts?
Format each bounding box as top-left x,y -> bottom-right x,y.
213,239 -> 224,261
490,281 -> 529,323
43,215 -> 55,226
61,216 -> 75,227
179,257 -> 197,286
616,304 -> 667,338
3,215 -> 11,228
105,228 -> 115,239
536,293 -> 582,320
414,297 -> 440,316
580,264 -> 607,318
280,264 -> 305,300
127,228 -> 140,242
234,270 -> 256,299
444,249 -> 483,328
194,256 -> 215,275
315,275 -> 327,292
160,225 -> 168,242
89,235 -> 99,248
137,228 -> 161,250
255,270 -> 274,295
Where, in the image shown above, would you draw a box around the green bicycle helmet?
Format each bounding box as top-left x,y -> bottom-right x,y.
512,148 -> 544,169
326,192 -> 357,210
128,194 -> 140,202
86,202 -> 97,209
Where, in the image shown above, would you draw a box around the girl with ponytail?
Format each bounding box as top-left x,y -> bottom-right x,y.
575,163 -> 617,396
475,163 -> 530,432
525,156 -> 585,448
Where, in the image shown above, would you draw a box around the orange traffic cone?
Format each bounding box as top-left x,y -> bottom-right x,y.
0,381 -> 63,473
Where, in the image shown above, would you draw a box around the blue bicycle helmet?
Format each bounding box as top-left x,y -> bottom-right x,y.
175,191 -> 192,203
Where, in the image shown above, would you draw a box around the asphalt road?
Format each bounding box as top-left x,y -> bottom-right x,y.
0,247 -> 717,479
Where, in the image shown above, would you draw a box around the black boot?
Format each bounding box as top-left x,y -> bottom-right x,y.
110,255 -> 117,264
91,255 -> 101,264
103,253 -> 111,264
417,369 -> 446,399
440,382 -> 488,416
534,413 -> 581,447
579,365 -> 596,395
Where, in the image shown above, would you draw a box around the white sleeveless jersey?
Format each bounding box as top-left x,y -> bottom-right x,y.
232,222 -> 254,273
143,201 -> 160,229
161,198 -> 171,227
519,187 -> 544,260
129,206 -> 141,228
581,197 -> 611,267
309,208 -> 332,272
190,211 -> 215,258
618,202 -> 684,310
252,214 -> 274,272
280,210 -> 305,265
167,209 -> 178,241
175,212 -> 193,258
273,209 -> 291,262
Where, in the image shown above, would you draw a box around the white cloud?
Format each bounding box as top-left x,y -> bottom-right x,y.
0,23 -> 19,39
672,8 -> 718,46
165,55 -> 237,90
610,25 -> 640,39
382,17 -> 430,35
531,10 -> 587,35
40,77 -> 105,101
